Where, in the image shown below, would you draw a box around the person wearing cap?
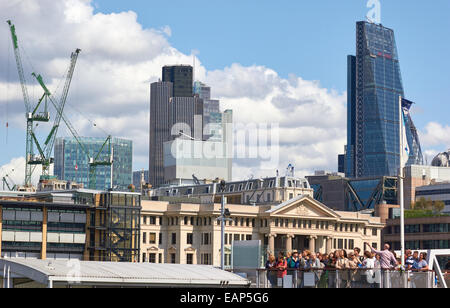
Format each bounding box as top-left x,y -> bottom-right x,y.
287,250 -> 300,269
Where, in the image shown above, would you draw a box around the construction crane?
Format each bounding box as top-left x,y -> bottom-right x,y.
29,48 -> 81,178
32,70 -> 113,190
7,20 -> 50,187
1,169 -> 17,191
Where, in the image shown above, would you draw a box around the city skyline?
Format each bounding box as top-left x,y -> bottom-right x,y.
0,0 -> 449,186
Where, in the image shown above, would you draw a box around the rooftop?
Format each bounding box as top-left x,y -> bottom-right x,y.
0,258 -> 250,288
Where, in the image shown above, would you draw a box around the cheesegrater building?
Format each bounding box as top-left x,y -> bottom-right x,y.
345,21 -> 423,179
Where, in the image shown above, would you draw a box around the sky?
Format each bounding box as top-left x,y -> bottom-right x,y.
0,0 -> 449,186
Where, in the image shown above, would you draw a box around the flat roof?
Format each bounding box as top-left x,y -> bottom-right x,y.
0,259 -> 250,288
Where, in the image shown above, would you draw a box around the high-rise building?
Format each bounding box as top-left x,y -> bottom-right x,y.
169,96 -> 204,141
54,137 -> 132,191
162,65 -> 193,97
346,21 -> 423,178
149,81 -> 173,187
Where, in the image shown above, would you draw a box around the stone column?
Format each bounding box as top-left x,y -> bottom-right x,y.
267,234 -> 276,255
326,236 -> 333,254
41,207 -> 47,260
285,234 -> 294,254
308,235 -> 317,253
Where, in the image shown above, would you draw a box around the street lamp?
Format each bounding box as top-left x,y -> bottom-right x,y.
217,180 -> 232,270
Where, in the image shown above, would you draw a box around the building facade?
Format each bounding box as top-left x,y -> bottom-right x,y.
346,22 -> 423,179
54,137 -> 132,191
162,65 -> 193,98
0,190 -> 141,262
151,176 -> 313,206
149,81 -> 173,188
383,216 -> 450,251
307,173 -> 398,212
403,165 -> 450,209
140,196 -> 383,267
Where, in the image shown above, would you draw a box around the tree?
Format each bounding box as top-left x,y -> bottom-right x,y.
433,200 -> 445,214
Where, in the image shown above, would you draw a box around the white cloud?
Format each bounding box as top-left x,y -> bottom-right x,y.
419,122 -> 450,148
0,157 -> 48,188
0,0 -> 348,185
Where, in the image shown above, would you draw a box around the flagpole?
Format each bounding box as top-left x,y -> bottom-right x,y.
399,96 -> 405,268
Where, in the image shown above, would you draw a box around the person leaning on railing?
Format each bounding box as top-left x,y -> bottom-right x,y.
412,252 -> 429,272
364,242 -> 398,270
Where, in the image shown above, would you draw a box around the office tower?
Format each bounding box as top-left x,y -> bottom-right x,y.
169,96 -> 204,141
54,137 -> 132,191
346,21 -> 423,178
149,81 -> 173,187
194,81 -> 211,100
162,65 -> 193,97
194,81 -> 222,141
345,55 -> 357,178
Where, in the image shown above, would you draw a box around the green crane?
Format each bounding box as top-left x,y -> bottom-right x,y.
1,169 -> 17,191
7,20 -> 112,190
7,20 -> 50,187
29,48 -> 81,178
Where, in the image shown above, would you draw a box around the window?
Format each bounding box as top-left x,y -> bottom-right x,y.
142,253 -> 147,262
186,254 -> 193,265
289,193 -> 294,199
158,253 -> 162,263
187,233 -> 193,245
170,253 -> 176,264
349,239 -> 355,250
201,253 -> 211,265
372,243 -> 378,249
266,193 -> 271,202
338,239 -> 344,249
159,233 -> 162,245
372,229 -> 378,236
149,233 -> 156,244
234,234 -> 240,241
184,217 -> 188,225
149,216 -> 156,225
149,253 -> 156,263
142,232 -> 147,244
246,235 -> 252,241
246,218 -> 250,227
171,233 -> 177,245
143,216 -> 147,225
190,217 -> 194,226
202,233 -> 210,245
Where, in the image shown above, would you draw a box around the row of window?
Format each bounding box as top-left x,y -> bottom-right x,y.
332,239 -> 378,250
142,232 -> 212,246
141,252 -> 213,265
386,223 -> 450,235
224,233 -> 252,245
391,240 -> 450,250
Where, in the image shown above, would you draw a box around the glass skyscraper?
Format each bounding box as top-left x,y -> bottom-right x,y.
346,21 -> 423,178
54,137 -> 132,191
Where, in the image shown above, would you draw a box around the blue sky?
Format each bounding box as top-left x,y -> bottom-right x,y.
0,0 -> 449,184
93,0 -> 450,128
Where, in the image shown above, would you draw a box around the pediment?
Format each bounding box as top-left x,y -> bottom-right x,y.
147,246 -> 159,252
168,246 -> 177,252
184,247 -> 196,252
267,196 -> 339,218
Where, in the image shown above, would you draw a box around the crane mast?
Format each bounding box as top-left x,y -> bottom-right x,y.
7,20 -> 112,190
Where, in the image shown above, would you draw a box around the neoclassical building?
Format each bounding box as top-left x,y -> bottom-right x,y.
140,195 -> 383,267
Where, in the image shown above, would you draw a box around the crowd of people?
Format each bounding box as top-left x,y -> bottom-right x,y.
265,242 -> 431,280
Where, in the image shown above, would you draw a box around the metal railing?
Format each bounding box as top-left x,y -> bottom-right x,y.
230,268 -> 437,288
